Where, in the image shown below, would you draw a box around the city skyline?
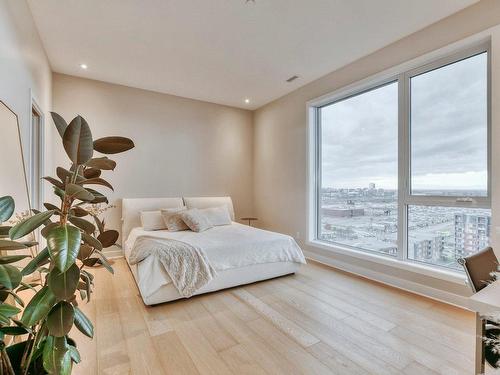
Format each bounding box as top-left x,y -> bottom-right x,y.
319,187 -> 491,269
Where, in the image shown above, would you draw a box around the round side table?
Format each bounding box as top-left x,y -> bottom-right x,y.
241,217 -> 258,226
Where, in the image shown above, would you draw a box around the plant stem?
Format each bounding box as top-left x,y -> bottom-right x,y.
2,349 -> 14,375
60,164 -> 81,226
22,326 -> 40,375
19,332 -> 32,372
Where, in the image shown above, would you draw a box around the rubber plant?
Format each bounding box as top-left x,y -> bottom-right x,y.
0,112 -> 134,374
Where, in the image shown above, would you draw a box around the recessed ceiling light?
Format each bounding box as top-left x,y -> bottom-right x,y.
244,98 -> 250,104
79,64 -> 88,70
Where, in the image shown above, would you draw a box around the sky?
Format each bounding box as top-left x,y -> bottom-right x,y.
320,52 -> 488,193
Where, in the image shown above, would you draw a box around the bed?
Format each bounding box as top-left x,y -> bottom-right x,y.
122,197 -> 306,305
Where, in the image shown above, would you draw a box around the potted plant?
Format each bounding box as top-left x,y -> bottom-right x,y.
0,112 -> 134,374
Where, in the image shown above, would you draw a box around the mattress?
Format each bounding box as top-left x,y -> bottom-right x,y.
124,222 -> 305,305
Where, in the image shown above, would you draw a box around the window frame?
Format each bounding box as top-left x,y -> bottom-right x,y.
315,78 -> 400,255
308,40 -> 491,271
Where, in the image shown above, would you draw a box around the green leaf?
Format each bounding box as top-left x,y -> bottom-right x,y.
21,286 -> 57,326
92,215 -> 105,234
0,315 -> 9,325
97,230 -> 119,248
73,307 -> 93,338
81,232 -> 102,250
47,302 -> 74,337
22,247 -> 50,276
77,244 -> 93,260
0,303 -> 21,318
44,202 -> 60,212
0,264 -> 22,289
63,115 -> 94,164
81,177 -> 114,191
43,335 -> 71,375
0,290 -> 24,307
68,216 -> 95,234
0,326 -> 29,335
0,196 -> 15,222
0,240 -> 27,250
50,112 -> 68,138
93,136 -> 135,154
16,282 -> 40,293
86,188 -> 108,204
5,340 -> 31,373
0,226 -> 12,236
56,167 -> 83,184
95,251 -> 114,274
79,289 -> 87,301
485,327 -> 500,368
82,258 -> 99,267
0,255 -> 30,264
68,345 -> 81,363
47,225 -> 81,272
41,222 -> 59,238
54,186 -> 65,200
42,176 -> 64,190
48,264 -> 80,300
85,157 -> 116,170
83,168 -> 101,179
9,210 -> 55,240
70,206 -> 88,217
65,184 -> 95,202
80,269 -> 94,282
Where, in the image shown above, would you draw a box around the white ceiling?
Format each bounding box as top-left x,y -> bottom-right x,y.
28,0 -> 478,109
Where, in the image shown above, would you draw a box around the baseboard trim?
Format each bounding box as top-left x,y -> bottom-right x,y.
303,249 -> 472,311
102,245 -> 124,259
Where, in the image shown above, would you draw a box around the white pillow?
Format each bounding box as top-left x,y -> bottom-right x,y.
140,210 -> 166,231
161,207 -> 189,231
180,208 -> 213,232
200,206 -> 231,226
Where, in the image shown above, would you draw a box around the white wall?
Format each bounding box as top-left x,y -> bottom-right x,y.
52,73 -> 254,244
253,0 -> 500,304
0,0 -> 52,180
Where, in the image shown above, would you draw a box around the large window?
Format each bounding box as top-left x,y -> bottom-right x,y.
318,82 -> 398,256
312,42 -> 490,270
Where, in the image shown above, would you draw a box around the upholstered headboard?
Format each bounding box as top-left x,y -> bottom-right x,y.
121,196 -> 235,241
121,197 -> 184,241
183,196 -> 235,221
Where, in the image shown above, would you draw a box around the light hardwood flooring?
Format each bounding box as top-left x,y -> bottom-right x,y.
71,258 -> 484,375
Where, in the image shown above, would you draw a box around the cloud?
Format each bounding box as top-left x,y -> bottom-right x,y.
321,52 -> 487,191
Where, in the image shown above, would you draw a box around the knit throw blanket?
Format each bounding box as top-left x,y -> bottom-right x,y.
128,236 -> 217,298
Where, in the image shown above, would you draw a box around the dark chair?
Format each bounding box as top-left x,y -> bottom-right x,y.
458,247 -> 499,293
458,247 -> 500,373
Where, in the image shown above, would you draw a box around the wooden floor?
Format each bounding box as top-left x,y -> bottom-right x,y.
71,258 -> 483,375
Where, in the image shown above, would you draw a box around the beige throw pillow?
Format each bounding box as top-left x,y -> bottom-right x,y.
161,207 -> 189,231
200,206 -> 232,226
180,208 -> 213,232
140,210 -> 166,231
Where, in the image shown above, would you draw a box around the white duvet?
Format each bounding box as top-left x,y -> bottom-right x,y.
125,222 -> 306,297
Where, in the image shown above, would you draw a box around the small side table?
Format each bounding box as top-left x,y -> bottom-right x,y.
241,217 -> 258,226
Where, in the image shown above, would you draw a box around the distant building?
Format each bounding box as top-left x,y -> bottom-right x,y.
413,233 -> 450,261
454,213 -> 490,258
322,207 -> 365,218
369,183 -> 376,190
321,225 -> 358,241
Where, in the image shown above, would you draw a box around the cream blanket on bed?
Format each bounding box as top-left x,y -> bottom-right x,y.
128,236 -> 217,297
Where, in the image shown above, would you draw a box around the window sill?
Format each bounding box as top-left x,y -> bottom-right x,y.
307,239 -> 466,285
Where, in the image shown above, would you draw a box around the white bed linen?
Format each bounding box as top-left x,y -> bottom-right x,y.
125,222 -> 306,300
127,260 -> 300,305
